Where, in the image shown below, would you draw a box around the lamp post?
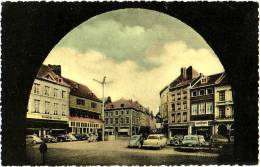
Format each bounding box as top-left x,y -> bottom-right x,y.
93,76 -> 111,141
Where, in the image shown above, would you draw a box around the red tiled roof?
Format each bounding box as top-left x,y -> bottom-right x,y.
193,73 -> 224,88
63,77 -> 102,103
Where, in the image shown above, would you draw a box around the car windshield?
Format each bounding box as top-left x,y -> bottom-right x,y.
148,136 -> 159,139
184,136 -> 197,140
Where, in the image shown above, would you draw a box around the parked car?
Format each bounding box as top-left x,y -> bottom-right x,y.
26,135 -> 43,145
74,134 -> 89,140
198,135 -> 210,147
142,134 -> 167,149
67,134 -> 77,141
181,135 -> 200,147
210,134 -> 229,147
41,135 -> 57,143
128,135 -> 144,148
170,134 -> 184,146
56,134 -> 67,142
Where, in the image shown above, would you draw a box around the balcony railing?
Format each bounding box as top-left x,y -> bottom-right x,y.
215,115 -> 234,120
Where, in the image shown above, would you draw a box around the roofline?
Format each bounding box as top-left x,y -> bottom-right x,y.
35,77 -> 71,88
70,94 -> 102,103
159,85 -> 169,96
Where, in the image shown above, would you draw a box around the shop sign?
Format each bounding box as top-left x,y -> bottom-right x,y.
42,115 -> 62,120
194,121 -> 208,127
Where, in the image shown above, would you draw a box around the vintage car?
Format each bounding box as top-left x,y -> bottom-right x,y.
198,135 -> 210,147
210,134 -> 229,147
128,135 -> 144,148
26,135 -> 43,145
41,135 -> 57,143
181,135 -> 200,147
74,134 -> 89,141
170,134 -> 184,146
142,134 -> 167,149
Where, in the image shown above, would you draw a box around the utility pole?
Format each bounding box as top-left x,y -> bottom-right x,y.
93,76 -> 111,141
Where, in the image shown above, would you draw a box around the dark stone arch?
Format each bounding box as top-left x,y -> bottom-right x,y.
2,2 -> 258,165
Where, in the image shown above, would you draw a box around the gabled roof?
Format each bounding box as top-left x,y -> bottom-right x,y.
192,72 -> 224,88
215,72 -> 230,85
63,77 -> 102,103
105,98 -> 146,111
36,65 -> 70,87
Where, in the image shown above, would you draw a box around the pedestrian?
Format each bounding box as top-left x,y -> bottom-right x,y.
39,141 -> 47,165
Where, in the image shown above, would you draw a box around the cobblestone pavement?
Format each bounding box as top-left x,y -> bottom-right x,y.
26,139 -> 220,165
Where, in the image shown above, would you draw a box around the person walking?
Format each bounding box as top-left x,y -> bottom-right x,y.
39,141 -> 47,165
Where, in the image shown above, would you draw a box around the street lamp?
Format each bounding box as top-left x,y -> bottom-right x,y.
93,76 -> 112,141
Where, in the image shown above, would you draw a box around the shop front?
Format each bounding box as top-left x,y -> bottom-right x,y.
168,123 -> 191,137
191,121 -> 213,140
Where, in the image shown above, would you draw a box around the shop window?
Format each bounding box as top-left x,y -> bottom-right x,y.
219,91 -> 225,101
76,99 -> 85,105
33,83 -> 40,94
183,112 -> 187,122
33,99 -> 40,113
91,102 -> 97,108
206,102 -> 213,114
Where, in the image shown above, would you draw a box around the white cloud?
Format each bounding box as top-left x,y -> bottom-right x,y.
44,41 -> 224,114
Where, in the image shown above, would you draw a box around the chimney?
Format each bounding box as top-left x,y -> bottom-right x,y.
181,67 -> 187,80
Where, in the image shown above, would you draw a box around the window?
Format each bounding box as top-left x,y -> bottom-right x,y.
191,104 -> 198,115
45,101 -> 50,114
115,111 -> 118,115
120,104 -> 124,107
207,88 -> 213,94
115,118 -> 119,124
177,93 -> 181,100
126,117 -> 130,124
172,94 -> 175,101
54,103 -> 58,115
177,103 -> 181,110
111,105 -> 114,108
91,102 -> 97,108
172,115 -> 175,123
105,118 -> 109,124
33,99 -> 40,113
201,77 -> 208,83
33,83 -> 40,94
44,86 -> 50,96
171,103 -> 175,112
110,111 -> 113,116
198,103 -> 205,114
76,99 -> 85,105
219,91 -> 225,101
62,91 -> 66,98
126,110 -> 129,115
62,104 -> 66,116
120,117 -> 124,124
105,112 -> 108,116
219,106 -> 225,118
199,89 -> 205,96
206,102 -> 213,114
183,102 -> 187,110
110,118 -> 113,124
192,91 -> 197,97
121,110 -> 124,115
176,113 -> 181,122
183,112 -> 187,122
54,88 -> 58,97
182,91 -> 187,95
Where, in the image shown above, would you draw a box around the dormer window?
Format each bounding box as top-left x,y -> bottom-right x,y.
111,105 -> 114,108
58,78 -> 62,83
201,77 -> 208,84
120,104 -> 124,108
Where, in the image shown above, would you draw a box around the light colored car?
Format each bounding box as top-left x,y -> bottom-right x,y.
26,135 -> 43,145
142,134 -> 167,149
198,135 -> 209,147
128,135 -> 144,148
181,135 -> 200,147
66,134 -> 77,141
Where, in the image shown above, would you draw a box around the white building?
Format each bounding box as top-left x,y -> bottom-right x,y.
27,65 -> 70,137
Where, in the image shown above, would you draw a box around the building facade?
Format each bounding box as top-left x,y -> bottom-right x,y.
214,73 -> 234,137
63,78 -> 103,135
190,73 -> 223,139
104,98 -> 153,136
27,65 -> 70,137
